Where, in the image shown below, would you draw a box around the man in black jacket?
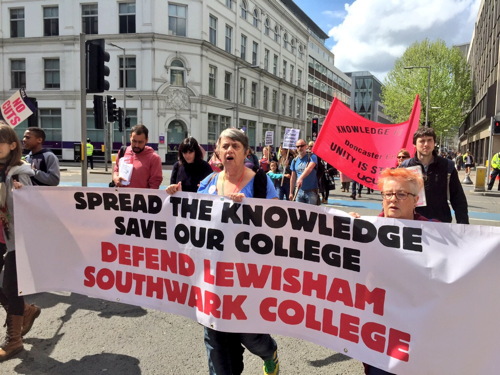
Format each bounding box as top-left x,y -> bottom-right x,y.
401,127 -> 469,224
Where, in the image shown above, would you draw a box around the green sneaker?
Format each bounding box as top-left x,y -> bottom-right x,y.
263,350 -> 279,375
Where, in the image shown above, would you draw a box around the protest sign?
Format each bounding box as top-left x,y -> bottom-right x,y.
283,128 -> 300,149
313,96 -> 421,190
0,89 -> 34,127
14,187 -> 500,375
265,131 -> 274,146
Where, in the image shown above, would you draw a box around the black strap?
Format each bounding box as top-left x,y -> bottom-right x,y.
118,146 -> 126,159
253,169 -> 268,198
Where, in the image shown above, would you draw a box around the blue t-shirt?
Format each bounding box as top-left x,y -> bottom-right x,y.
290,153 -> 318,191
198,172 -> 278,199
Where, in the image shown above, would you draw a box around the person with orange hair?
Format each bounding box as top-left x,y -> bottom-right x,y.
350,168 -> 436,375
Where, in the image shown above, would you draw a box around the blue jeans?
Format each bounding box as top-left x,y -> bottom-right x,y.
204,327 -> 277,375
296,189 -> 319,205
351,181 -> 362,195
278,182 -> 290,200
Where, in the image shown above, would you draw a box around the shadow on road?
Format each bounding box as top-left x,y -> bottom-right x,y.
10,292 -> 147,374
309,352 -> 354,368
28,292 -> 148,319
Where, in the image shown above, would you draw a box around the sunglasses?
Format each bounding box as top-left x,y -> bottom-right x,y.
397,155 -> 409,159
296,144 -> 306,148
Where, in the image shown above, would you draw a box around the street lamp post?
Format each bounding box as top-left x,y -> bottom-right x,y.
405,66 -> 431,127
109,43 -> 127,146
235,65 -> 259,129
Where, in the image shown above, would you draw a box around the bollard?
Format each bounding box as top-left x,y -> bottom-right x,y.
474,167 -> 486,191
462,174 -> 473,184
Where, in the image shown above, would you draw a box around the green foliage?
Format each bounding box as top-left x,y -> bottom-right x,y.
381,39 -> 472,140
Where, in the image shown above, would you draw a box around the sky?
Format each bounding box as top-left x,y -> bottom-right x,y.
293,0 -> 481,82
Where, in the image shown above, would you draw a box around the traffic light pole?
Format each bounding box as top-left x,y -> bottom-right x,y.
80,33 -> 88,186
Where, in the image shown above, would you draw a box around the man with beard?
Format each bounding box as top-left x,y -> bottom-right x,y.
112,124 -> 163,189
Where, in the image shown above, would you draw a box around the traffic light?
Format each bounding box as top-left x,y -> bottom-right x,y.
494,117 -> 500,135
312,118 -> 319,135
86,39 -> 110,94
106,95 -> 118,122
93,95 -> 104,129
117,107 -> 124,132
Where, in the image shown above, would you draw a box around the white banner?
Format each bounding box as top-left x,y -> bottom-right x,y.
14,187 -> 500,375
1,89 -> 33,127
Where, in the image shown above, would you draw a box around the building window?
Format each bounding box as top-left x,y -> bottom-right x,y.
225,0 -> 234,10
264,18 -> 270,36
297,69 -> 302,86
252,42 -> 258,66
209,65 -> 217,96
224,72 -> 232,100
289,64 -> 294,83
245,120 -> 256,148
208,114 -> 231,147
10,8 -> 25,38
11,59 -> 26,89
282,60 -> 287,79
251,82 -> 257,107
225,25 -> 232,53
264,49 -> 269,71
119,56 -> 136,88
288,96 -> 293,117
169,4 -> 187,36
239,78 -> 246,104
39,109 -> 62,142
273,54 -> 278,76
44,59 -> 60,89
252,9 -> 258,27
170,59 -> 185,86
283,33 -> 288,49
43,6 -> 59,36
281,93 -> 286,115
240,0 -> 248,20
263,86 -> 269,111
209,15 -> 217,45
296,99 -> 302,118
241,34 -> 247,61
272,90 -> 277,113
119,3 -> 136,34
82,4 -> 98,34
208,114 -> 220,148
274,26 -> 279,43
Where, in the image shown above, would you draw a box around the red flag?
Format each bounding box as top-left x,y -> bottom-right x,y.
312,95 -> 421,190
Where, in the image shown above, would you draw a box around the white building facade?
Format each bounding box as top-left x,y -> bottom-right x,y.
0,0 -> 345,162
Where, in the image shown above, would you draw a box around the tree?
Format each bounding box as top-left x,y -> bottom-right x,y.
382,39 -> 472,143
